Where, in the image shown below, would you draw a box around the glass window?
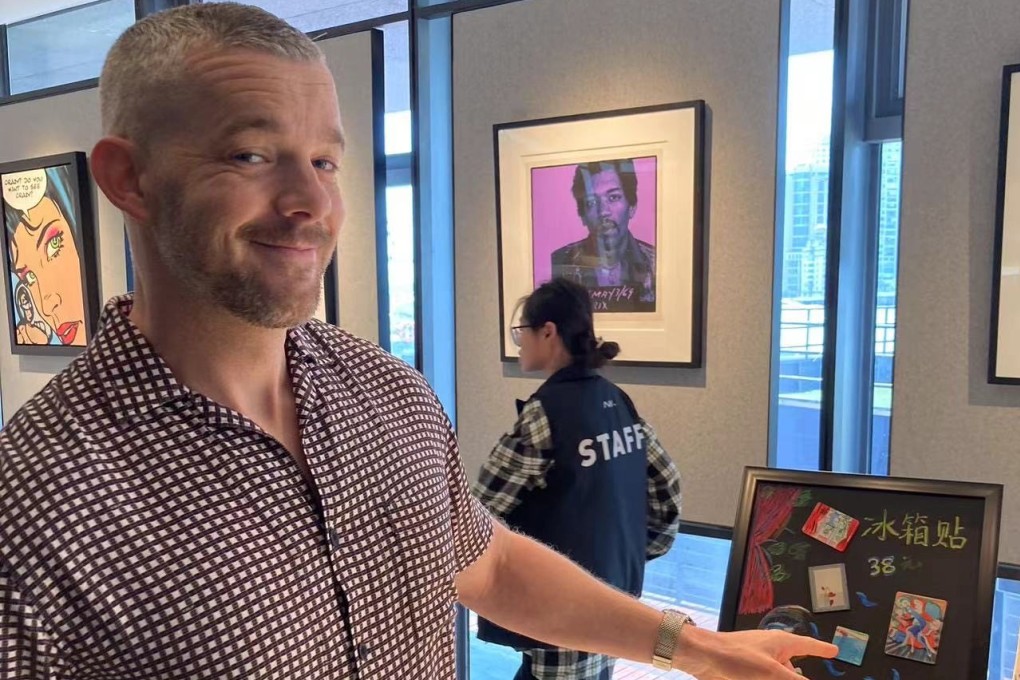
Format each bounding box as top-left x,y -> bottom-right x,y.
6,0 -> 136,95
385,184 -> 415,365
772,0 -> 836,471
232,0 -> 407,33
382,21 -> 411,155
382,21 -> 415,365
870,141 -> 901,475
990,577 -> 1020,680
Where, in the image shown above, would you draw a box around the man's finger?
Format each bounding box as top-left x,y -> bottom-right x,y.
784,635 -> 839,659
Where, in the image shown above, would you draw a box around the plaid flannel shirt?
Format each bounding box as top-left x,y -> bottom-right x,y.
472,399 -> 682,679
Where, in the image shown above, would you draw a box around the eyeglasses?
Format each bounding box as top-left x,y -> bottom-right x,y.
510,324 -> 534,347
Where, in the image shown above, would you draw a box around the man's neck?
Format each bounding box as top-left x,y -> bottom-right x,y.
129,284 -> 292,421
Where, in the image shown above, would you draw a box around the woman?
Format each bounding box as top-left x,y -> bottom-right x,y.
473,277 -> 683,680
3,165 -> 87,346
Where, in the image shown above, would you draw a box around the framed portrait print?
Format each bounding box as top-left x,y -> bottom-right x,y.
991,63 -> 1020,382
1,152 -> 100,356
494,101 -> 705,367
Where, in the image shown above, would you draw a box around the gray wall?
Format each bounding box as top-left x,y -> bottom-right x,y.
321,31 -> 381,343
452,0 -> 781,527
892,1 -> 1020,563
0,31 -> 381,421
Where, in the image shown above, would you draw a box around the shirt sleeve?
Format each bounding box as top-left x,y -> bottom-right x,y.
0,559 -> 63,679
441,419 -> 496,575
471,399 -> 554,519
643,420 -> 682,560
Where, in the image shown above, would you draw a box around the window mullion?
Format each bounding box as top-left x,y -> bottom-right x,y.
0,26 -> 9,99
817,0 -> 850,472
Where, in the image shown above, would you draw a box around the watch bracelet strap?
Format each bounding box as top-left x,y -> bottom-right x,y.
652,609 -> 694,670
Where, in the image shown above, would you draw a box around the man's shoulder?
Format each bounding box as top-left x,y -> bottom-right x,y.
0,374 -> 92,522
1,363 -> 94,458
300,320 -> 440,402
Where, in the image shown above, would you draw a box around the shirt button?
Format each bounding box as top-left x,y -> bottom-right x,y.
357,643 -> 370,660
328,527 -> 341,550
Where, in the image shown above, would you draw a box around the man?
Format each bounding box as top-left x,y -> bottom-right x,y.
0,4 -> 835,678
551,159 -> 656,312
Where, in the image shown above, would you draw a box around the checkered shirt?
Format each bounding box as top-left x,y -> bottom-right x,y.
472,398 -> 682,679
522,648 -> 616,680
0,294 -> 493,679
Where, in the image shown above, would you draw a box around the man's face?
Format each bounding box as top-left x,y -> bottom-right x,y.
10,196 -> 86,344
139,48 -> 345,328
578,167 -> 635,254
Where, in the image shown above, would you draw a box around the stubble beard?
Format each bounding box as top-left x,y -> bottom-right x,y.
152,191 -> 327,329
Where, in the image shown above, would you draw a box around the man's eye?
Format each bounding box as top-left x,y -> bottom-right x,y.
233,153 -> 267,164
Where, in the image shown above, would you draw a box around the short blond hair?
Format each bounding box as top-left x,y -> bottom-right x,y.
100,2 -> 322,139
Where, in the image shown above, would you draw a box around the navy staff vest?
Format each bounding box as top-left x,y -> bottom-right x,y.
478,364 -> 648,650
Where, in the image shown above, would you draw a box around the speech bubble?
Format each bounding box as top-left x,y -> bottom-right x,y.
2,169 -> 48,212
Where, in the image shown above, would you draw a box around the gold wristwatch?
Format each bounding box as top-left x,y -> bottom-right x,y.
651,608 -> 696,671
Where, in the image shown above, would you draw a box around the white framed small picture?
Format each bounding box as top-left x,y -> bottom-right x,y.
808,563 -> 850,613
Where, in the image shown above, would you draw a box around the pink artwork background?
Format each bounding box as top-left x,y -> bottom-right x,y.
531,156 -> 657,288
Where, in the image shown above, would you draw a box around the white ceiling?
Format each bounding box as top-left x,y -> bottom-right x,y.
0,0 -> 96,26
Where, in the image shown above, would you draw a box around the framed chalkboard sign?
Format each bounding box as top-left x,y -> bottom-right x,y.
719,467 -> 1002,680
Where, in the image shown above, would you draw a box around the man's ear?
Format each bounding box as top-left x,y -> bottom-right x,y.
90,137 -> 151,225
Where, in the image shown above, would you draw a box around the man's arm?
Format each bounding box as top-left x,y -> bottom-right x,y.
642,420 -> 682,560
456,522 -> 837,679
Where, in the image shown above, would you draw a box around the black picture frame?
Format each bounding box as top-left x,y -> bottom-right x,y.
990,63 -> 1020,383
719,467 -> 1002,680
493,101 -> 706,367
0,151 -> 100,356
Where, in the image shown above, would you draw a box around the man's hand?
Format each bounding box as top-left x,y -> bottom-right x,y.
675,626 -> 838,679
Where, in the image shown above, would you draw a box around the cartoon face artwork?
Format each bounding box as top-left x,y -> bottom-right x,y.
3,166 -> 87,347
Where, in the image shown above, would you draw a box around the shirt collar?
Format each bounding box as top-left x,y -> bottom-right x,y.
89,294 -> 326,423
